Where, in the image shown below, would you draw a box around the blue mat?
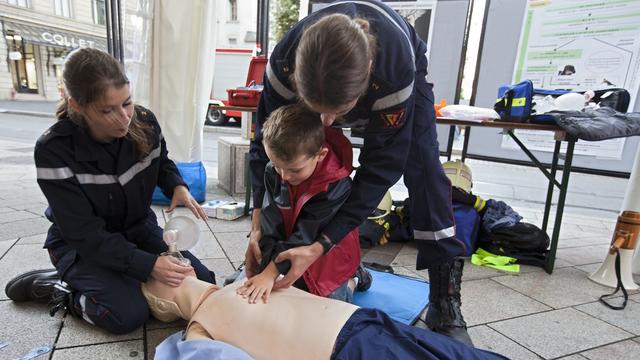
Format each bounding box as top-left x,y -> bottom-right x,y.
353,268 -> 429,325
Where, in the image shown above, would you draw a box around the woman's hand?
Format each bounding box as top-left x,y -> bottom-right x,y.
169,185 -> 207,220
272,242 -> 324,290
150,255 -> 193,287
244,230 -> 262,278
244,209 -> 262,278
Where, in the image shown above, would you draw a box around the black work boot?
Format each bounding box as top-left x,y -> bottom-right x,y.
5,269 -> 61,303
424,258 -> 474,346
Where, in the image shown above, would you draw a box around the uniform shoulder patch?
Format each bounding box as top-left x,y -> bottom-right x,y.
37,120 -> 74,144
381,108 -> 406,129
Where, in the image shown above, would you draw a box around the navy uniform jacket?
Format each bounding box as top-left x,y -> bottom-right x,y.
250,0 -> 432,245
35,106 -> 186,282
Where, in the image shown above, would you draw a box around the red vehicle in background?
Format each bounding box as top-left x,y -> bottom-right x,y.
206,49 -> 265,126
206,98 -> 242,126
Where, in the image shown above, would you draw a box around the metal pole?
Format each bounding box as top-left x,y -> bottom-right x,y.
545,139 -> 575,274
446,126 -> 455,161
105,0 -> 114,55
541,140 -> 561,232
105,0 -> 124,64
461,126 -> 471,161
115,0 -> 124,64
261,0 -> 270,57
256,0 -> 263,54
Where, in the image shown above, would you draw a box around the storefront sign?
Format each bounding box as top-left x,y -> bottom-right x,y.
41,32 -> 95,49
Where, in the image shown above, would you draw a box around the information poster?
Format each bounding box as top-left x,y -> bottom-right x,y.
504,0 -> 640,158
385,0 -> 437,56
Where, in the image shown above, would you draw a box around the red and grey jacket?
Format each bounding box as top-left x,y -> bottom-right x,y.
34,106 -> 186,282
258,127 -> 360,296
250,0 -> 432,247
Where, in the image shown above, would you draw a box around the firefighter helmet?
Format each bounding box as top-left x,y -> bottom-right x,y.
442,160 -> 473,193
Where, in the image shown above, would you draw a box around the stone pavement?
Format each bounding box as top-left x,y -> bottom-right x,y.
1,113 -> 639,359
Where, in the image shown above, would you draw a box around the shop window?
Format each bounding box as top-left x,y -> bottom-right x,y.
229,0 -> 238,21
93,0 -> 106,25
6,36 -> 39,94
54,0 -> 72,17
7,0 -> 30,7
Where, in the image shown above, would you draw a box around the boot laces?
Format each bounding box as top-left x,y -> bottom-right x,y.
48,282 -> 72,317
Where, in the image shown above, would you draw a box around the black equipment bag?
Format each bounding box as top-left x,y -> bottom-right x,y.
479,222 -> 550,267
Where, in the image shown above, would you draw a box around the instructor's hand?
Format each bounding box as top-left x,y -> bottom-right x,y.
244,230 -> 262,278
244,208 -> 262,278
273,242 -> 323,290
169,185 -> 207,220
151,256 -> 193,287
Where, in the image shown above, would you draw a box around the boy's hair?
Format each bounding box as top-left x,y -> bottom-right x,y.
262,104 -> 324,161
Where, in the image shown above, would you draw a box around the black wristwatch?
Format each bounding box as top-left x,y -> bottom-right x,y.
316,234 -> 334,255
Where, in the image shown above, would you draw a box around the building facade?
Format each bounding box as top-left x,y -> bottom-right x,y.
0,0 -> 107,101
216,0 -> 257,50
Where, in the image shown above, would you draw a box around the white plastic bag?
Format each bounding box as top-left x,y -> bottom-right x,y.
440,105 -> 500,122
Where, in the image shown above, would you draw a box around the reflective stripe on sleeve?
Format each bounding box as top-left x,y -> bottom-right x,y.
75,174 -> 118,185
371,81 -> 414,111
266,62 -> 296,101
414,226 -> 456,241
37,167 -> 74,180
118,146 -> 161,186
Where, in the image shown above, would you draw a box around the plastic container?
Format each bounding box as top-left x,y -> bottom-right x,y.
440,105 -> 500,121
227,56 -> 267,107
227,88 -> 262,107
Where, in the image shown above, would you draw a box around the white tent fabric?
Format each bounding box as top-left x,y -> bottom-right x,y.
123,0 -> 154,108
148,0 -> 217,162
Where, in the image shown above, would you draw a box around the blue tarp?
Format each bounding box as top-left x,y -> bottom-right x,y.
353,268 -> 429,325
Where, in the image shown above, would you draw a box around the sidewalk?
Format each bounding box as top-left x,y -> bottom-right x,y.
0,100 -> 58,117
0,114 -> 639,359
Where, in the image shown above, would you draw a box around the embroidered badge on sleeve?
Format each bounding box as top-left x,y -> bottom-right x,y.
382,109 -> 406,129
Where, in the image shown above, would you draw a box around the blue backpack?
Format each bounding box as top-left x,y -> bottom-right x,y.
453,202 -> 481,256
152,161 -> 207,205
495,80 -> 570,123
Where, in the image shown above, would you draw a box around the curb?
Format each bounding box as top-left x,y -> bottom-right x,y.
203,125 -> 242,135
0,109 -> 55,118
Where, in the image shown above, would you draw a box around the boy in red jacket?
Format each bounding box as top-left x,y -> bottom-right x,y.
239,104 -> 369,303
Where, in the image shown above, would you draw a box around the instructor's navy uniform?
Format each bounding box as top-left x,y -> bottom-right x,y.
250,0 -> 463,267
35,106 -> 215,334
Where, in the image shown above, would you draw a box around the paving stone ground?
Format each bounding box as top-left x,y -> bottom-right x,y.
0,113 -> 638,359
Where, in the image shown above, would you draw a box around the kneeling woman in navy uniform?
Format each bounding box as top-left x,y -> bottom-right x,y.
7,48 -> 215,334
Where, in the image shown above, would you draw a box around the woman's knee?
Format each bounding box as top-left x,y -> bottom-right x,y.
94,301 -> 150,334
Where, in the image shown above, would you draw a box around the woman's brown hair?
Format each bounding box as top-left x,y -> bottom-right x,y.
56,48 -> 152,159
262,104 -> 324,162
294,14 -> 376,109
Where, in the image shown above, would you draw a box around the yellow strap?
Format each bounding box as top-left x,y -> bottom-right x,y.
473,196 -> 486,212
471,248 -> 520,273
511,97 -> 526,106
495,97 -> 526,107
